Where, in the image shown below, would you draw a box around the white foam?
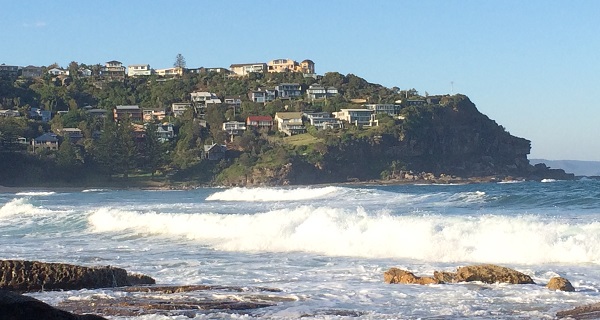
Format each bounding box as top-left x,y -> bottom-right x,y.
82,189 -> 110,193
0,198 -> 52,218
541,179 -> 557,183
15,191 -> 56,196
205,186 -> 345,202
87,205 -> 600,265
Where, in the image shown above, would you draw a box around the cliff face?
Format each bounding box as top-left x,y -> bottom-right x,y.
393,95 -> 532,177
217,95 -> 572,186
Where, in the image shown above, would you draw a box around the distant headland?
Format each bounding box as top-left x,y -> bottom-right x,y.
0,56 -> 573,188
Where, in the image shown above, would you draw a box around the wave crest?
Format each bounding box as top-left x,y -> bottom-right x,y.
87,205 -> 600,265
206,186 -> 345,202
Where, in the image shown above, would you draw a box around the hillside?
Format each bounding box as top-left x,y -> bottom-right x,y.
0,68 -> 574,187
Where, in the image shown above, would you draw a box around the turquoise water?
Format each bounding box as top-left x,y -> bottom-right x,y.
1,179 -> 600,318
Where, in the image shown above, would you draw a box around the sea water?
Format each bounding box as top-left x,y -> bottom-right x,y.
1,180 -> 600,319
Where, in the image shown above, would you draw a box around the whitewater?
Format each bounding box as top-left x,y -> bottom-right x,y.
1,180 -> 600,319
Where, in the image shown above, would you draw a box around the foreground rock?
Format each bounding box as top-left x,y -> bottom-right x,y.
387,264 -> 535,286
557,303 -> 600,319
451,264 -> 535,284
383,268 -> 441,285
547,276 -> 575,292
0,290 -> 106,320
58,285 -> 290,317
0,260 -> 155,292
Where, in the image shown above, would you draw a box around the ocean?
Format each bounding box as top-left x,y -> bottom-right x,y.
1,179 -> 600,319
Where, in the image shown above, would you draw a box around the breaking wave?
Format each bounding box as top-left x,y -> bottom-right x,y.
205,186 -> 346,202
87,205 -> 600,265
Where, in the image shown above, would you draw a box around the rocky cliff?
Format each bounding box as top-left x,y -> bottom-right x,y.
219,95 -> 572,186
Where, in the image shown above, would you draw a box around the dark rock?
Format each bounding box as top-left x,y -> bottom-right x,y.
384,268 -> 442,285
547,277 -> 575,292
0,260 -> 154,292
454,264 -> 535,284
0,289 -> 106,320
433,271 -> 458,283
58,285 -> 287,317
126,273 -> 156,286
557,302 -> 600,319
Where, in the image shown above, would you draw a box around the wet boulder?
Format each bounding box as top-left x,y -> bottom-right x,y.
0,260 -> 155,292
453,264 -> 535,284
0,289 -> 106,320
384,268 -> 442,285
547,277 -> 575,292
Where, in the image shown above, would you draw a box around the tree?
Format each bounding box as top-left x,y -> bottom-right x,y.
139,122 -> 164,176
174,54 -> 186,68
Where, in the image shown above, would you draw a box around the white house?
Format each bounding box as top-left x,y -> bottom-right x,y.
333,109 -> 377,127
171,102 -> 192,117
274,112 -> 306,136
127,64 -> 152,77
229,63 -> 267,76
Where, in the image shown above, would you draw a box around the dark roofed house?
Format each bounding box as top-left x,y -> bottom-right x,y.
203,144 -> 228,161
32,133 -> 59,152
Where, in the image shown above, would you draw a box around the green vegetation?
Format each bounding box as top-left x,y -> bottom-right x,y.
0,65 -> 532,187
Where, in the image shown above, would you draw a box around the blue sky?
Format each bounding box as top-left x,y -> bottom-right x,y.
1,0 -> 599,161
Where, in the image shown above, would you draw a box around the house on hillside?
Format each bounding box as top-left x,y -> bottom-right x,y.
275,83 -> 302,99
156,123 -> 175,142
222,121 -> 246,137
114,105 -> 143,122
246,115 -> 273,130
363,104 -> 401,116
29,108 -> 52,122
267,59 -> 299,73
274,112 -> 306,136
58,128 -> 83,143
154,67 -> 183,77
299,59 -> 315,74
101,61 -> 126,79
333,109 -> 377,127
128,64 -> 152,77
143,108 -> 166,122
190,92 -> 221,112
48,68 -> 68,76
303,112 -> 343,130
203,143 -> 228,161
22,65 -> 43,78
306,84 -> 338,101
0,64 -> 19,78
229,63 -> 267,76
171,102 -> 192,117
32,133 -> 59,152
248,89 -> 275,104
0,110 -> 20,118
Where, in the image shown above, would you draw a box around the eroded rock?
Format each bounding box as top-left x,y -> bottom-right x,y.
0,260 -> 156,292
454,264 -> 535,284
384,268 -> 441,285
547,277 -> 575,292
0,290 -> 106,320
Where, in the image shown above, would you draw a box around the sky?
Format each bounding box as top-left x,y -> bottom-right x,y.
1,0 -> 599,161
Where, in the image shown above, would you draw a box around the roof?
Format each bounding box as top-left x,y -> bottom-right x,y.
247,115 -> 273,122
115,105 -> 140,110
230,63 -> 266,68
301,59 -> 315,64
34,133 -> 58,142
275,112 -> 303,119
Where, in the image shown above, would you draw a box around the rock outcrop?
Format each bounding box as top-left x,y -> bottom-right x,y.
547,277 -> 575,292
387,264 -> 535,286
557,303 -> 600,319
0,260 -> 155,292
383,268 -> 441,285
452,264 -> 535,284
0,290 -> 106,320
